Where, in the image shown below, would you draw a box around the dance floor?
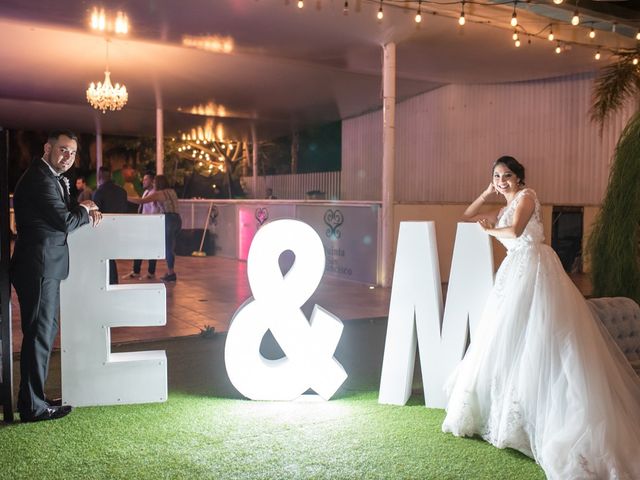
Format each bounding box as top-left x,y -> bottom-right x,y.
8,254 -> 592,353
9,254 -> 392,352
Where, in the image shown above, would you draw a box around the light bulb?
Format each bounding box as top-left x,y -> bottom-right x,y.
377,6 -> 383,20
594,50 -> 601,60
415,10 -> 422,23
512,31 -> 518,41
553,0 -> 563,3
343,1 -> 348,15
511,12 -> 517,27
571,11 -> 579,26
297,0 -> 303,8
548,27 -> 554,41
589,28 -> 595,39
555,44 -> 562,54
515,39 -> 521,47
633,58 -> 639,66
459,12 -> 465,26
636,30 -> 640,40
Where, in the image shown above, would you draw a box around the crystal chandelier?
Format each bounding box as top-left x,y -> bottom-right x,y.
86,40 -> 128,113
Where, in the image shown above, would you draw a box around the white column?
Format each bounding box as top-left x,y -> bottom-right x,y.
156,107 -> 164,175
251,124 -> 258,199
95,116 -> 103,172
381,42 -> 396,287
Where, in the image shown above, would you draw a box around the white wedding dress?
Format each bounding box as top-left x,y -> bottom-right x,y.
442,188 -> 640,480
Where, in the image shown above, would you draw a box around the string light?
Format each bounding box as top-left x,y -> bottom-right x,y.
555,42 -> 562,54
633,58 -> 639,66
377,1 -> 383,20
415,1 -> 422,24
510,2 -> 518,28
297,0 -> 303,8
515,37 -> 521,48
571,11 -> 580,26
553,0 -> 563,3
594,50 -> 601,60
589,27 -> 595,39
636,30 -> 640,41
458,0 -> 465,26
512,30 -> 518,41
548,25 -> 554,41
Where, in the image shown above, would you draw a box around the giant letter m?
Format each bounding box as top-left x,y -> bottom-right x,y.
379,222 -> 494,408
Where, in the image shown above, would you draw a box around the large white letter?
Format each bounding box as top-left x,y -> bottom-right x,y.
61,214 -> 167,407
225,219 -> 347,401
379,222 -> 493,408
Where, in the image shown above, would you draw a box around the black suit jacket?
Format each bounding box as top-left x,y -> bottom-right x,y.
10,159 -> 90,280
92,180 -> 128,214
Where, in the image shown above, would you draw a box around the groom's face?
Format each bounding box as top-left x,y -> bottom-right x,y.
44,135 -> 77,174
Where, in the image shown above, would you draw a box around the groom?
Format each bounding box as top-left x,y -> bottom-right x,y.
11,130 -> 102,422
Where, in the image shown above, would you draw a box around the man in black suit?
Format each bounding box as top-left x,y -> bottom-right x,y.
93,166 -> 129,284
11,130 -> 102,422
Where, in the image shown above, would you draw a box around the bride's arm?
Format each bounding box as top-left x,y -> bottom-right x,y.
462,183 -> 501,223
478,194 -> 535,238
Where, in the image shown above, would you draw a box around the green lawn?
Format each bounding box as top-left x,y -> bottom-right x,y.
0,391 -> 544,480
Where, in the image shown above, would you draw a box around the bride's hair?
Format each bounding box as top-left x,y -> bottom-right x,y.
493,156 -> 525,186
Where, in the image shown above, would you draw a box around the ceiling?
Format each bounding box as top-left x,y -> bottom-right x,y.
0,0 -> 637,141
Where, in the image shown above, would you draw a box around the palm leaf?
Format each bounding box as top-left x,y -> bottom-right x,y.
590,50 -> 640,126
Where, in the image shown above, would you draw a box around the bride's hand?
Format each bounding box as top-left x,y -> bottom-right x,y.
478,218 -> 494,231
481,183 -> 496,200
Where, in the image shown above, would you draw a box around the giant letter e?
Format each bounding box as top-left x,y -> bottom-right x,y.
60,214 -> 167,407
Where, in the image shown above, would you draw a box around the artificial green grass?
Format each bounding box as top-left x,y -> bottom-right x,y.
0,391 -> 544,480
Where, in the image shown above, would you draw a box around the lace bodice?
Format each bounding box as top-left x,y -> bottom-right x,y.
496,188 -> 544,251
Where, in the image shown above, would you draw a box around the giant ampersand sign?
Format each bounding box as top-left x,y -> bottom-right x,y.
224,219 -> 347,400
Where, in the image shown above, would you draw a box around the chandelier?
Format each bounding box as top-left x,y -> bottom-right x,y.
86,40 -> 128,113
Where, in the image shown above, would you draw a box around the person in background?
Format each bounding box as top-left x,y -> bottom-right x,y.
75,175 -> 93,203
128,174 -> 181,282
265,187 -> 277,199
93,166 -> 129,284
122,172 -> 159,280
11,130 -> 102,422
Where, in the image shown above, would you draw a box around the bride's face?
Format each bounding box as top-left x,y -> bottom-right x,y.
493,164 -> 520,196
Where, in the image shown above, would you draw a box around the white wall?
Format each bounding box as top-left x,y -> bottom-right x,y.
342,72 -> 634,205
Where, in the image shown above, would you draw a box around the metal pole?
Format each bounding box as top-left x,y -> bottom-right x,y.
381,42 -> 396,287
0,127 -> 14,422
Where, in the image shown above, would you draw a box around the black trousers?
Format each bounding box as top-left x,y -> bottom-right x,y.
12,274 -> 60,417
132,258 -> 157,275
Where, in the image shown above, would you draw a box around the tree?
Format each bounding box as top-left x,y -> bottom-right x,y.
587,48 -> 640,303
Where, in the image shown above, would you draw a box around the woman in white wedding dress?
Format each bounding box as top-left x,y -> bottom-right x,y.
441,156 -> 640,480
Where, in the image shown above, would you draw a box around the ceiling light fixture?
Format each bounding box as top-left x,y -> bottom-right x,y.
458,1 -> 465,26
86,39 -> 128,113
571,10 -> 580,26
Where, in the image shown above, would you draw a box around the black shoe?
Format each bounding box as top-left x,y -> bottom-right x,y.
161,273 -> 177,282
45,397 -> 62,406
21,405 -> 72,423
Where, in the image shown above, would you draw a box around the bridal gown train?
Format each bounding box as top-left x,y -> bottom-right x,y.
441,188 -> 640,480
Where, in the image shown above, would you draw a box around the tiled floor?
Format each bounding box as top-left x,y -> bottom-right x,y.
9,254 -> 393,351
8,254 -> 593,352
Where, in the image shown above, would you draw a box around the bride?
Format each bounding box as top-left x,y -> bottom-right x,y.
441,156 -> 640,479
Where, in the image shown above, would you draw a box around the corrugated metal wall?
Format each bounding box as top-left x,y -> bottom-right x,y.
241,171 -> 341,200
342,72 -> 635,205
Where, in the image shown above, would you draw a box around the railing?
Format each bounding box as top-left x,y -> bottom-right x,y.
240,171 -> 341,200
